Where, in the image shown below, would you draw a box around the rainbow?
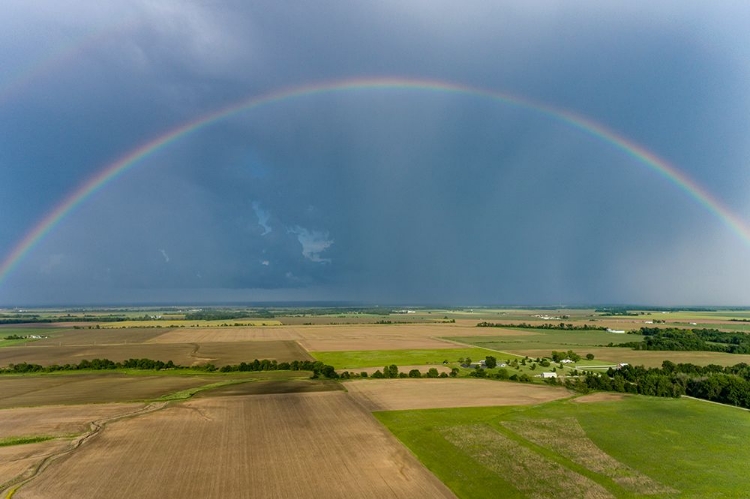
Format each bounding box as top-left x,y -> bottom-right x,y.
2,77 -> 749,286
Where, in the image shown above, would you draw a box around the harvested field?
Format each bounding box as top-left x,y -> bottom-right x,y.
0,403 -> 144,439
31,328 -> 167,346
503,418 -> 675,495
195,340 -> 312,364
147,323 -> 506,351
442,424 -> 612,498
345,379 -> 570,411
14,392 -> 455,499
0,340 -> 311,368
0,374 -> 254,408
0,440 -> 71,490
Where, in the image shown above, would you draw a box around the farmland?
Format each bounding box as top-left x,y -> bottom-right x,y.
12,392 -> 455,499
0,339 -> 311,368
1,307 -> 750,498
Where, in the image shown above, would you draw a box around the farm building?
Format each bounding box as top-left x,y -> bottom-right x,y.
541,372 -> 558,379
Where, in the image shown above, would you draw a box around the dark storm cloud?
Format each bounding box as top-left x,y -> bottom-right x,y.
1,1 -> 749,305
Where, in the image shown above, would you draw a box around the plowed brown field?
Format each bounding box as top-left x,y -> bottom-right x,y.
0,403 -> 144,438
345,378 -> 571,411
0,374 -> 234,408
14,392 -> 456,499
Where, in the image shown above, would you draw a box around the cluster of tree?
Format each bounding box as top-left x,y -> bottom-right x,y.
614,327 -> 750,354
288,307 -> 392,316
0,316 -> 128,324
595,308 -> 640,316
184,309 -> 274,320
476,322 -> 606,331
367,364 -> 459,379
567,361 -> 750,408
0,358 -> 338,379
3,334 -> 24,340
551,350 -> 584,362
469,367 -> 532,383
217,359 -> 334,376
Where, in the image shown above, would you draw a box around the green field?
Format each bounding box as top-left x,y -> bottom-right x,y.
377,394 -> 750,498
449,328 -> 641,352
310,348 -> 513,369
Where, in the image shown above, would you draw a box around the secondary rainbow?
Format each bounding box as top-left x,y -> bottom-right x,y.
2,77 -> 749,285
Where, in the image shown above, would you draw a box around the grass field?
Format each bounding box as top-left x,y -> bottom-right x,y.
376,394 -> 750,498
311,347 -> 510,369
448,329 -> 641,351
12,392 -> 455,499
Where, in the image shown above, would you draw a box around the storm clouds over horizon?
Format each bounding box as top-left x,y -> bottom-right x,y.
1,1 -> 749,306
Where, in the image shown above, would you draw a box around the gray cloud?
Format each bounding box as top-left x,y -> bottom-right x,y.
1,1 -> 749,305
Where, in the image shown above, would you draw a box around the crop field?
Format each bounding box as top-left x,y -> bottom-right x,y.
0,372 -> 302,408
0,340 -> 312,368
310,347 -> 506,368
346,379 -> 570,411
12,392 -> 455,499
377,394 -> 750,498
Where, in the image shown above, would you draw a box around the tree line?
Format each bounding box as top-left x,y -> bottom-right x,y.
613,327 -> 750,354
567,361 -> 750,409
0,358 -> 338,378
477,322 -> 606,331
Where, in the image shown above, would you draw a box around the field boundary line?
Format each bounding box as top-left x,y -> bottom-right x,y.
683,396 -> 750,411
437,337 -> 519,357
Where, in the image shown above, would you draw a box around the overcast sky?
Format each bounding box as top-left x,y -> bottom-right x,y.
1,1 -> 749,306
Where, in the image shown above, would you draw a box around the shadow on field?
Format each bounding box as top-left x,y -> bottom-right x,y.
195,380 -> 344,398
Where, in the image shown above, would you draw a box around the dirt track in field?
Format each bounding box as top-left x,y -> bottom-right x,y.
345,379 -> 571,411
13,392 -> 456,499
0,440 -> 71,490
